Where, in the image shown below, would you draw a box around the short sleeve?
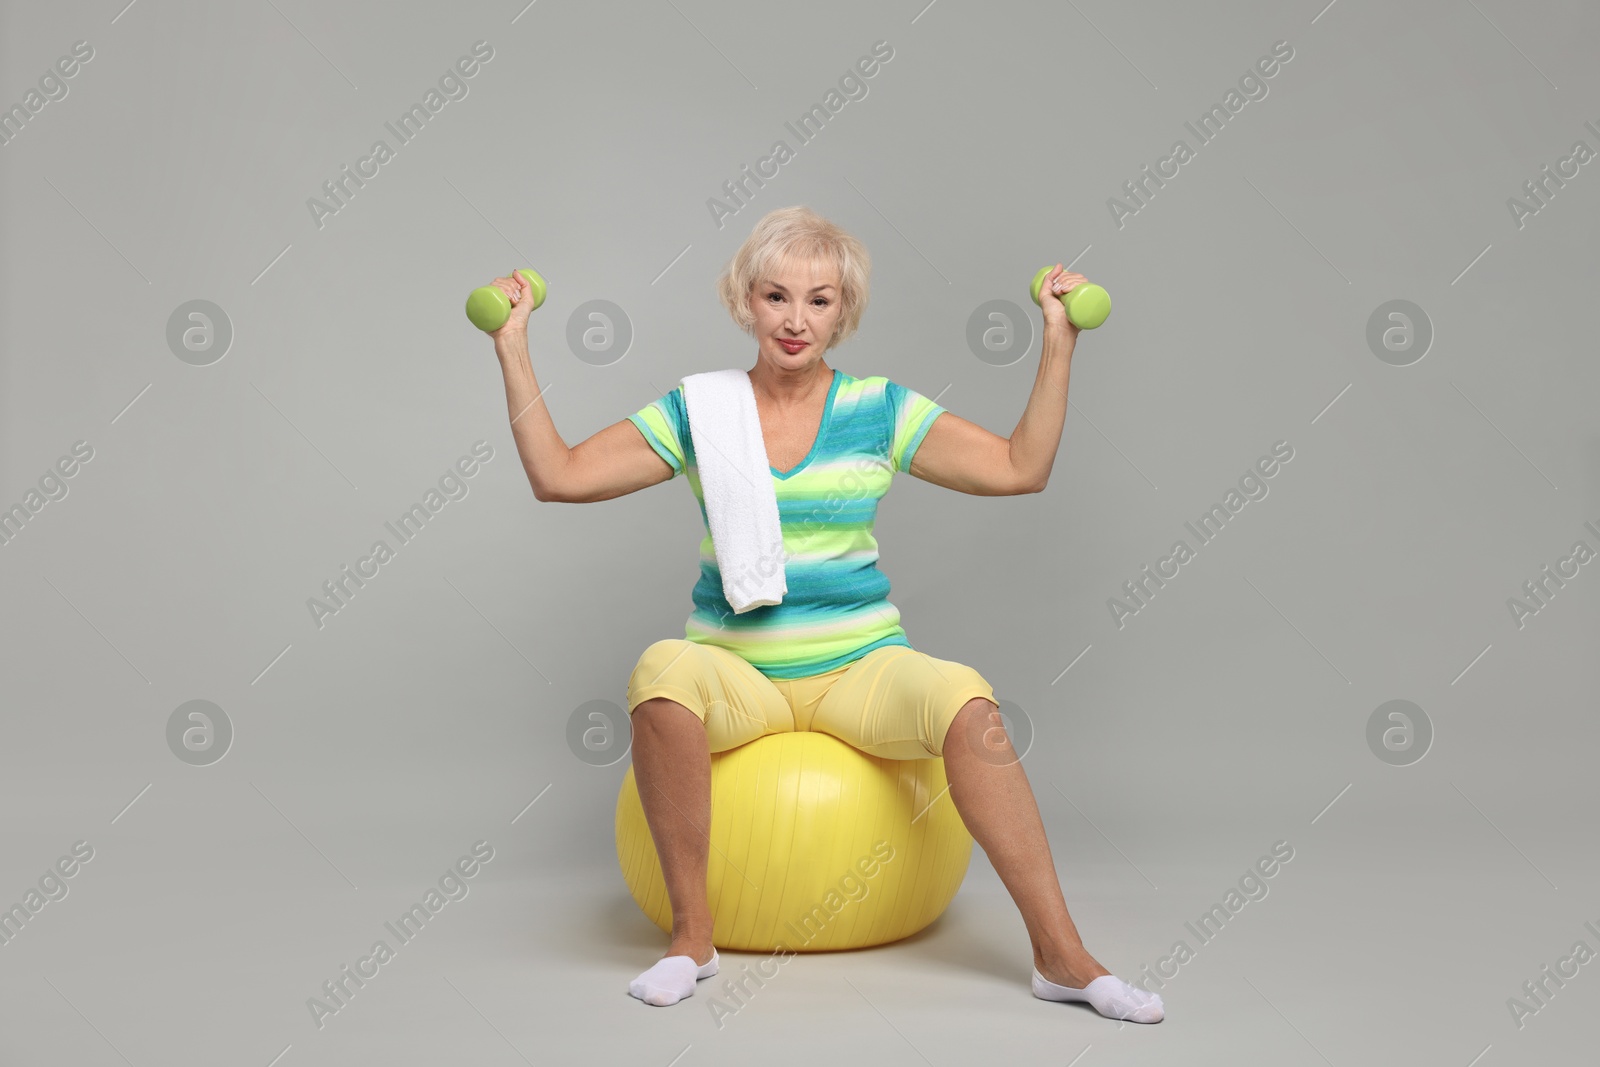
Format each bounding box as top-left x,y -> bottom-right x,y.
627,385 -> 689,478
885,379 -> 946,474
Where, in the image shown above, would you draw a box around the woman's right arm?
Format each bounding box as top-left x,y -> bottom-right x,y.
490,296 -> 673,503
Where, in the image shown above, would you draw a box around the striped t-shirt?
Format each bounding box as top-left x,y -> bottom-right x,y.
627,368 -> 946,679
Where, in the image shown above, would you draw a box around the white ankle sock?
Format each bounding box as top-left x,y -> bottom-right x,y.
628,949 -> 720,1006
1032,969 -> 1165,1023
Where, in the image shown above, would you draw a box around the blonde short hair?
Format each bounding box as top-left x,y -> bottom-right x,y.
717,205 -> 870,350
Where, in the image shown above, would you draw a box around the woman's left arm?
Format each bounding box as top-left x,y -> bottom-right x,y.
1005,283 -> 1080,493
908,266 -> 1083,495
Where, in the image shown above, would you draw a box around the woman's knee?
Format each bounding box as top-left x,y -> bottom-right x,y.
630,695 -> 706,729
940,696 -> 1009,761
628,640 -> 700,700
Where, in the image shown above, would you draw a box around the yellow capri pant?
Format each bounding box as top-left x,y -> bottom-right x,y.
626,639 -> 997,760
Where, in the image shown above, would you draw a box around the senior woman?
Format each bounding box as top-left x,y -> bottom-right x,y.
481,206 -> 1162,1025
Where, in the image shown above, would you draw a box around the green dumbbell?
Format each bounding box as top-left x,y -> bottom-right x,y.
465,268 -> 547,332
1029,266 -> 1111,330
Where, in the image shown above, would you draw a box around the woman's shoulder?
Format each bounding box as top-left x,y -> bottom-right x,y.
846,374 -> 921,411
835,370 -> 896,395
831,371 -> 900,415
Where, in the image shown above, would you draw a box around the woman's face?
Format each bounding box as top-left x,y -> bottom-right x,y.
749,256 -> 843,371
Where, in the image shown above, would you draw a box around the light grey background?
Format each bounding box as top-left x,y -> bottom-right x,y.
2,0 -> 1596,1064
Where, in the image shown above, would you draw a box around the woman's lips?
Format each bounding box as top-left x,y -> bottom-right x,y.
778,339 -> 808,353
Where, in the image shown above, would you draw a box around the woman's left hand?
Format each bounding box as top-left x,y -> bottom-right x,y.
1038,263 -> 1087,339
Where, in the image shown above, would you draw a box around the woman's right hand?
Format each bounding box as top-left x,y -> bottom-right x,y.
487,270 -> 535,339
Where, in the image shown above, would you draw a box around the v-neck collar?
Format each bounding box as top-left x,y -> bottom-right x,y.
767,368 -> 840,480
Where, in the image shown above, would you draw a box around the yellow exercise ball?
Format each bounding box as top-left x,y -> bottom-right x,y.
616,731 -> 974,952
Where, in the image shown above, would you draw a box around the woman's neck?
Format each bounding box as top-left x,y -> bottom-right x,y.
749,360 -> 831,408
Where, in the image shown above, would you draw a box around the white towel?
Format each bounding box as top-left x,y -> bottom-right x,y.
680,369 -> 787,614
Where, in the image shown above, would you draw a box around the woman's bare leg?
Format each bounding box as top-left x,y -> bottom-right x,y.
630,697 -> 716,967
941,697 -> 1112,988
